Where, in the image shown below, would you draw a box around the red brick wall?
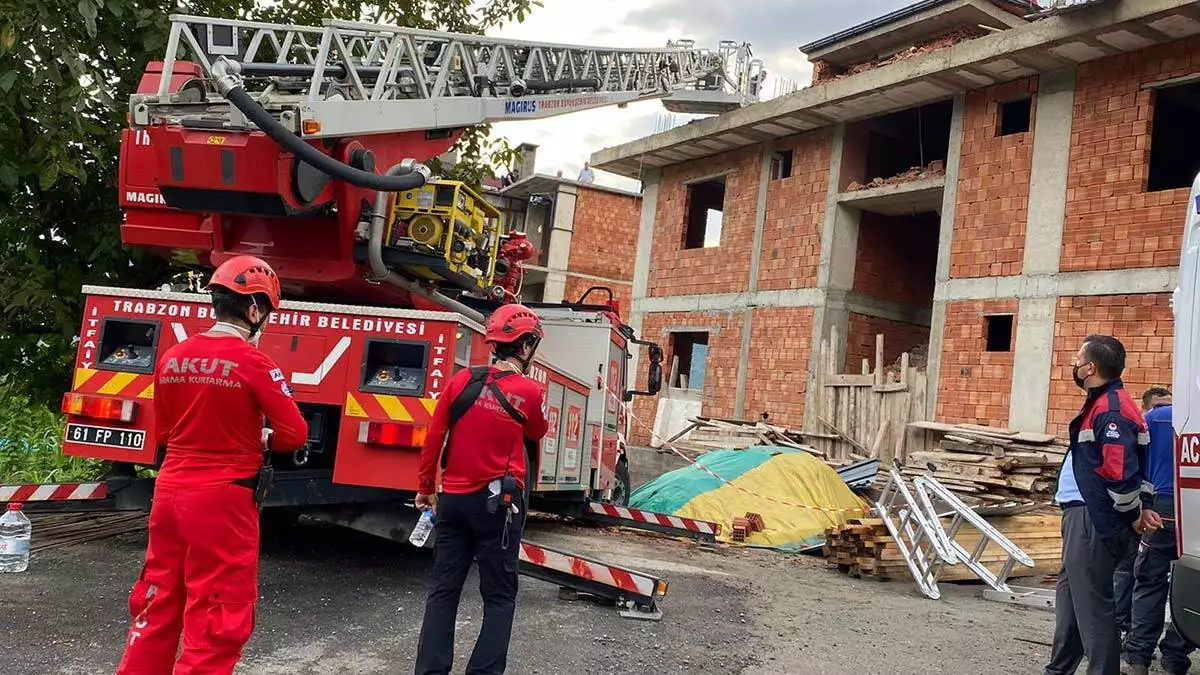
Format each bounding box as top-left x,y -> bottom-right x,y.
757,131 -> 831,291
845,313 -> 931,373
854,211 -> 939,305
1060,39 -> 1200,272
567,188 -> 640,282
1046,294 -> 1173,437
743,308 -> 814,429
951,77 -> 1036,278
647,147 -> 762,297
629,311 -> 744,445
936,299 -> 1019,427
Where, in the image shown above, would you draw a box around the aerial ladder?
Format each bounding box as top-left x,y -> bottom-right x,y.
14,14 -> 761,619
121,14 -> 763,308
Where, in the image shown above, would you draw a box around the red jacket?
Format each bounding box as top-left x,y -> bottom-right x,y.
418,366 -> 549,495
153,333 -> 309,487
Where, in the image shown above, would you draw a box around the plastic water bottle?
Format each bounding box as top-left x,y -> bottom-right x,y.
0,503 -> 32,573
409,509 -> 435,547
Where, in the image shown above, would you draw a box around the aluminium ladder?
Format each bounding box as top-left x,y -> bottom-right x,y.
134,15 -> 763,136
875,469 -> 1037,599
912,474 -> 1036,593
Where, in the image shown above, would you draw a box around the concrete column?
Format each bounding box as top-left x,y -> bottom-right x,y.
735,142 -> 776,418
804,124 -> 850,429
925,92 -> 967,420
1008,68 -> 1076,432
542,185 -> 578,304
626,171 -> 661,398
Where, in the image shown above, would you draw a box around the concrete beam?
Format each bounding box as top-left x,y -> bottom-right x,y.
633,288 -> 825,314
592,0 -> 1193,177
926,93 -> 967,420
935,267 -> 1179,302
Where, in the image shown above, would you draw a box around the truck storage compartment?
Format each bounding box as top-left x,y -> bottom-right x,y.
360,339 -> 428,396
98,318 -> 160,373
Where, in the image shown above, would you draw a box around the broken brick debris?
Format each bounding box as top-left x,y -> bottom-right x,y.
844,159 -> 947,193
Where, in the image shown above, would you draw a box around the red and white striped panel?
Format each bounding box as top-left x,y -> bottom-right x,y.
586,502 -> 720,536
520,541 -> 658,599
0,483 -> 108,502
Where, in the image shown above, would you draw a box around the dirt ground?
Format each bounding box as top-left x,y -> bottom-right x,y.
0,515 -> 1121,674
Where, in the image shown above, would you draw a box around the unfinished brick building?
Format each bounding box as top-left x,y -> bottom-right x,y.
485,144 -> 642,311
591,0 -> 1200,442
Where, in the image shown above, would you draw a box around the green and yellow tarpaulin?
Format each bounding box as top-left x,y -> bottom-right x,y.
629,447 -> 869,551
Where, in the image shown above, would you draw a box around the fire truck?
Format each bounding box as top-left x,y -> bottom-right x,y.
15,14 -> 760,615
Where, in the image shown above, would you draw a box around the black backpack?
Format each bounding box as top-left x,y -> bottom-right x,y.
442,366 -> 525,471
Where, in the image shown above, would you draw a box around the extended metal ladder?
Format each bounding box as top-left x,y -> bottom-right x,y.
912,474 -> 1035,593
875,469 -> 1037,599
134,15 -> 763,136
874,469 -> 954,600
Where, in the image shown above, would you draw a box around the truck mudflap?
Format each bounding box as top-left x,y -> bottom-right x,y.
581,502 -> 720,544
519,540 -> 668,620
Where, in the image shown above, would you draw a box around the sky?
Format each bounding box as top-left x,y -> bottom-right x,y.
490,0 -> 918,191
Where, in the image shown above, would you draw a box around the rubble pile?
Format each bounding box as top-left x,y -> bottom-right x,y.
812,26 -> 991,85
845,159 -> 945,192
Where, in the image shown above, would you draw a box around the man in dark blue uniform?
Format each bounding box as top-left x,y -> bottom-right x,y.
1121,388 -> 1196,675
1045,335 -> 1162,675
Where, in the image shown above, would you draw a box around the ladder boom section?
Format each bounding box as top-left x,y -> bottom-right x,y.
134,14 -> 762,137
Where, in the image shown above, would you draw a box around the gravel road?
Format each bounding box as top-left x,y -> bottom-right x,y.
0,515 -> 1081,674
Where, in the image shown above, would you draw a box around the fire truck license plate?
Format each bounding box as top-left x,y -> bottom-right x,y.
65,423 -> 146,450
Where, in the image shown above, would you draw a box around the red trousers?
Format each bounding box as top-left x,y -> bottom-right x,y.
116,482 -> 259,675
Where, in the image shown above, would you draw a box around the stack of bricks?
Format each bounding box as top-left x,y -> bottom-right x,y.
730,511 -> 765,543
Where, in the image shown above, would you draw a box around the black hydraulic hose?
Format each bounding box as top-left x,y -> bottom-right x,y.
223,86 -> 431,192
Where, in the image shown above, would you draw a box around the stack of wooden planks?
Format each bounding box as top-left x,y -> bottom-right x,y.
902,421 -> 1067,507
823,514 -> 1063,582
664,416 -> 832,460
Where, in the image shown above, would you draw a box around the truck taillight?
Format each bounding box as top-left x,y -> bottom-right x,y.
62,393 -> 137,422
358,421 -> 428,448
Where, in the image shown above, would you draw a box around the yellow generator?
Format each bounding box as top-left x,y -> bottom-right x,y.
384,180 -> 502,290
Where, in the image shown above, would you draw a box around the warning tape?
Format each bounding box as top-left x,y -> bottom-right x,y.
602,385 -> 869,517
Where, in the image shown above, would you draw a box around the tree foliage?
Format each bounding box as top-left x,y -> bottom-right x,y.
0,0 -> 537,407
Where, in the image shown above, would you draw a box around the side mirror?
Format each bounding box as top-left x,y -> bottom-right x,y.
623,339 -> 664,401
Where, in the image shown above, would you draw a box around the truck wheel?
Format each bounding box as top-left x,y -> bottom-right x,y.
612,456 -> 631,506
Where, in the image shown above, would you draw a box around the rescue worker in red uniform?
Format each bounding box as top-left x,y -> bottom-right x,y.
117,256 -> 309,675
413,304 -> 550,675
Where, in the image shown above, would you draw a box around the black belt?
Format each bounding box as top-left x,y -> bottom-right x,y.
232,476 -> 256,490
1059,500 -> 1085,509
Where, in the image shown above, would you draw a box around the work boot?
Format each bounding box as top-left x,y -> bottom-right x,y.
1121,662 -> 1148,675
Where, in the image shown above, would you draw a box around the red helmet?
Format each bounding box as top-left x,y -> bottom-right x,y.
485,304 -> 543,344
206,255 -> 282,310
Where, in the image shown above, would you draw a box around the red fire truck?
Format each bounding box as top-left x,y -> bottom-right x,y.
14,14 -> 760,614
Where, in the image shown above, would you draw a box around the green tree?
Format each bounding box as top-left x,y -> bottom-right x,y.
0,0 -> 536,407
